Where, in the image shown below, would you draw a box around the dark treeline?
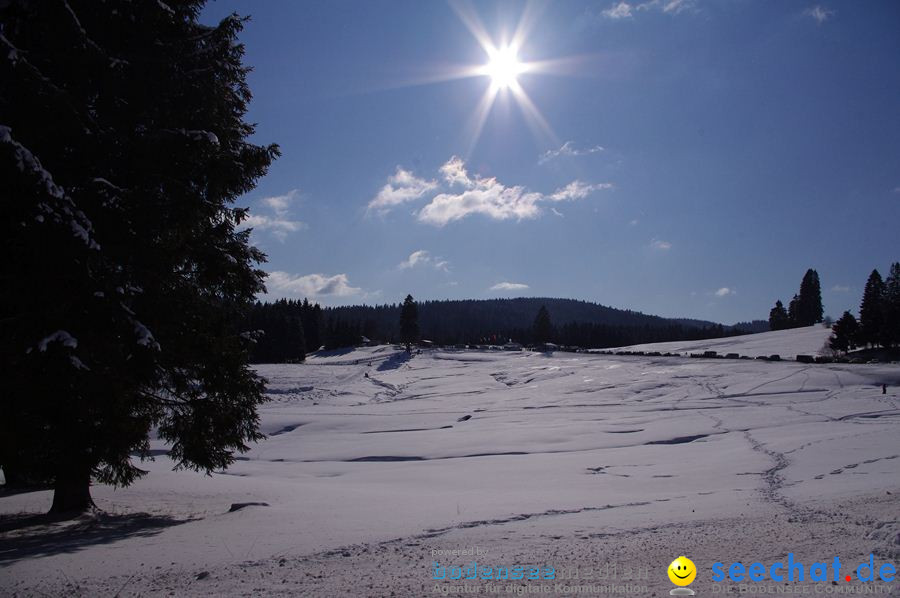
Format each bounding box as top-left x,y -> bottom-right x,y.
245,297 -> 764,363
829,263 -> 900,354
768,269 -> 824,330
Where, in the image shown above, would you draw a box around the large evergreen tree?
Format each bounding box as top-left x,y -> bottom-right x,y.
797,269 -> 823,326
768,300 -> 790,331
883,262 -> 900,348
858,269 -> 885,348
829,311 -> 858,354
533,305 -> 554,343
787,294 -> 801,327
399,294 -> 419,352
1,1 -> 278,512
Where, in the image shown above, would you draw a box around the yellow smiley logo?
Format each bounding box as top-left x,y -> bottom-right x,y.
668,556 -> 697,586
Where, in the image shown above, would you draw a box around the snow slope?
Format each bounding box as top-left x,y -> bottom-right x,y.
2,330 -> 899,596
600,324 -> 833,359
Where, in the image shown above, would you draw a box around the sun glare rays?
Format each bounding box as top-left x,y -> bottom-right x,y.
445,0 -> 564,153
481,44 -> 526,90
354,1 -> 569,155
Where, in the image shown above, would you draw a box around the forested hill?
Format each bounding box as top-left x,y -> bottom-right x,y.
331,297 -> 721,339
246,297 -> 767,361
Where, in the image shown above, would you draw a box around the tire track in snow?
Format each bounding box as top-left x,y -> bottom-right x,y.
741,430 -> 823,522
743,366 -> 811,396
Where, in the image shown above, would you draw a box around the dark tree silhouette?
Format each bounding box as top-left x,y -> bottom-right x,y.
768,300 -> 790,331
858,270 -> 885,348
533,305 -> 554,343
829,311 -> 858,354
1,2 -> 277,513
797,269 -> 823,326
883,262 -> 900,348
399,295 -> 419,352
787,294 -> 801,326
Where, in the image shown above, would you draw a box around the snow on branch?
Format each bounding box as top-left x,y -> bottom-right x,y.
160,128 -> 220,145
38,330 -> 78,352
133,320 -> 161,351
1,126 -> 101,250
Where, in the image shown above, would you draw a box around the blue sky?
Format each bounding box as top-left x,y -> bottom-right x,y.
201,0 -> 899,324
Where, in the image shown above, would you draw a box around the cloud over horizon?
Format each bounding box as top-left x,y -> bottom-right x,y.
367,167 -> 438,214
240,189 -> 305,242
398,249 -> 450,272
265,271 -> 361,299
370,156 -> 611,227
489,282 -> 530,291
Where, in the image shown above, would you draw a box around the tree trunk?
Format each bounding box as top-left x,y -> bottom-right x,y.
49,469 -> 95,514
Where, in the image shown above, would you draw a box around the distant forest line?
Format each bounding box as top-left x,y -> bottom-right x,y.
245,297 -> 768,363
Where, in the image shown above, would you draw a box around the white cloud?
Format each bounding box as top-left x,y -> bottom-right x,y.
398,250 -> 430,270
398,250 -> 450,272
489,282 -> 530,291
242,214 -> 304,240
439,156 -> 474,188
650,239 -> 672,250
892,186 -> 900,194
715,287 -> 736,297
265,271 -> 361,298
539,141 -> 605,164
602,2 -> 633,19
658,0 -> 692,14
629,219 -> 639,226
804,5 -> 834,24
371,157 -> 611,226
262,192 -> 293,216
548,181 -> 613,202
239,189 -> 304,242
418,158 -> 609,227
367,167 -> 438,214
601,0 -> 694,20
831,285 -> 850,292
418,182 -> 541,226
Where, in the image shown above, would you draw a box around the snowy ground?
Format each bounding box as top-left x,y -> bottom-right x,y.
2,329 -> 899,597
601,324 -> 834,359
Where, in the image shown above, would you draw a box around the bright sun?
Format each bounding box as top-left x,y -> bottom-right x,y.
484,45 -> 523,89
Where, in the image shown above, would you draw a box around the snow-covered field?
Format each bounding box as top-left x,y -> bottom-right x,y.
2,329 -> 899,596
601,324 -> 834,359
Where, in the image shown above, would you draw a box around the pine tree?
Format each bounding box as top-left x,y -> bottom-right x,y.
797,269 -> 823,326
1,2 -> 278,513
787,294 -> 801,327
883,262 -> 900,348
768,300 -> 790,331
399,295 -> 419,352
858,270 -> 885,348
829,311 -> 858,354
533,305 -> 553,343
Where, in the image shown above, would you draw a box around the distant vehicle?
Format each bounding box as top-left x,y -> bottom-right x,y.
502,342 -> 523,351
